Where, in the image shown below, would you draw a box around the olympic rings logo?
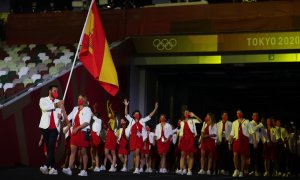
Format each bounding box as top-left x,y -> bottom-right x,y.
153,38 -> 177,51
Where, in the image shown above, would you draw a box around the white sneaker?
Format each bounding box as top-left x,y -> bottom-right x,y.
94,167 -> 101,172
220,169 -> 225,175
133,168 -> 140,174
207,170 -> 211,175
263,171 -> 269,177
187,170 -> 192,176
48,168 -> 58,175
78,170 -> 87,176
100,165 -> 106,171
62,168 -> 72,176
139,167 -> 143,173
109,167 -> 117,172
198,169 -> 206,175
121,167 -> 127,172
233,170 -> 239,177
176,169 -> 182,174
148,168 -> 153,173
182,169 -> 187,175
239,172 -> 244,177
162,168 -> 167,173
40,165 -> 48,174
159,168 -> 163,173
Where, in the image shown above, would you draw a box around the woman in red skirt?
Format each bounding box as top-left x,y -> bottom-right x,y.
117,118 -> 129,172
90,104 -> 102,172
262,118 -> 275,176
155,114 -> 172,173
178,110 -> 202,176
198,113 -> 217,175
123,99 -> 158,174
140,126 -> 155,173
62,95 -> 92,177
228,110 -> 257,178
104,100 -> 118,172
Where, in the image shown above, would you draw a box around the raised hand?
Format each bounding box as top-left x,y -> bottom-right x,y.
123,99 -> 129,106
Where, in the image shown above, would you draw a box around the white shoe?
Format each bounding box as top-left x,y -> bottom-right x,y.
233,170 -> 239,177
263,171 -> 269,177
62,168 -> 72,176
207,170 -> 211,175
239,172 -> 244,177
100,165 -> 106,171
78,170 -> 87,176
162,168 -> 167,173
133,168 -> 140,174
182,169 -> 187,175
159,168 -> 163,173
176,169 -> 182,174
109,166 -> 116,172
198,169 -> 205,175
40,165 -> 48,174
94,167 -> 101,172
139,167 -> 143,173
48,168 -> 58,175
220,169 -> 225,175
148,168 -> 153,173
121,167 -> 127,172
187,170 -> 192,176
249,171 -> 254,176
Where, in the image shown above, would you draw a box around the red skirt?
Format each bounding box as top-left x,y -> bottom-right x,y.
90,131 -> 101,148
233,135 -> 249,157
71,131 -> 90,148
179,135 -> 196,154
105,129 -> 117,150
201,137 -> 216,159
141,142 -> 151,155
262,142 -> 276,160
130,134 -> 143,151
157,138 -> 171,154
118,136 -> 128,155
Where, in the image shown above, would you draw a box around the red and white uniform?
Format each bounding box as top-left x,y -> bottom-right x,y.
125,115 -> 151,151
230,119 -> 253,156
141,132 -> 155,155
216,120 -> 232,143
155,123 -> 172,154
201,123 -> 217,158
90,116 -> 102,148
68,106 -> 92,148
263,127 -> 276,160
117,127 -> 129,155
179,119 -> 200,153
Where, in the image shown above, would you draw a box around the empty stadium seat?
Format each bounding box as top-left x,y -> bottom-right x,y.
18,66 -> 29,78
3,83 -> 13,92
31,74 -> 41,83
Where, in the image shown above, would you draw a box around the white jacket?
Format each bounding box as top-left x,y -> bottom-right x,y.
230,119 -> 254,140
92,116 -> 102,136
155,123 -> 173,140
68,106 -> 92,131
179,119 -> 200,137
39,96 -> 63,132
201,123 -> 217,140
125,114 -> 151,137
217,120 -> 232,142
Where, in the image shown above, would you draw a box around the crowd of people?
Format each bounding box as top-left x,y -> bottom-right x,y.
38,85 -> 300,177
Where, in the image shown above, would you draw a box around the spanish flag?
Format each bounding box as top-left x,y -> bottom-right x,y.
79,0 -> 119,96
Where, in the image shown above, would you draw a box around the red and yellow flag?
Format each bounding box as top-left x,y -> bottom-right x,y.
79,0 -> 119,96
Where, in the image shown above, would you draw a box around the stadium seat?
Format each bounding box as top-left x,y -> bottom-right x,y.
14,83 -> 25,93
22,78 -> 33,87
18,67 -> 29,78
4,88 -> 15,99
31,74 -> 41,83
3,83 -> 14,92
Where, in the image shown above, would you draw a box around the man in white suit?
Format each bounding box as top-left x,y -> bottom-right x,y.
39,85 -> 65,175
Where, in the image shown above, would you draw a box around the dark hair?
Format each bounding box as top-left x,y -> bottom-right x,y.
132,110 -> 141,117
48,85 -> 58,91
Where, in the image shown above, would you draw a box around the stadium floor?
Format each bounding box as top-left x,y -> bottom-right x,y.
0,167 -> 299,180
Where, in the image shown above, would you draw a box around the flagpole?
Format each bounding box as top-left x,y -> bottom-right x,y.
63,0 -> 95,100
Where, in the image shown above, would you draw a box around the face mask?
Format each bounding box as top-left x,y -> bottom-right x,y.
184,114 -> 190,119
237,114 -> 243,119
78,99 -> 84,106
121,123 -> 126,128
160,117 -> 166,123
223,115 -> 228,121
133,114 -> 140,120
205,117 -> 209,122
253,116 -> 258,122
177,121 -> 181,127
52,91 -> 58,99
